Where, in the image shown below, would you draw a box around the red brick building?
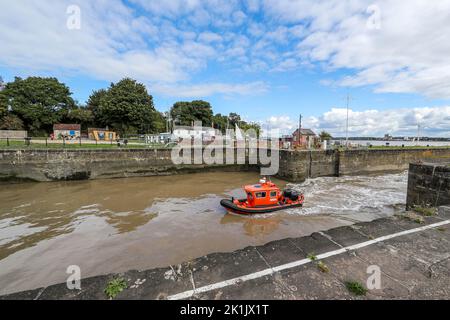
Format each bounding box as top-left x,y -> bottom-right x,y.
292,128 -> 317,148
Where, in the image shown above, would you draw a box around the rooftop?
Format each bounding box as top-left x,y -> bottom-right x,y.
292,128 -> 316,136
53,124 -> 81,131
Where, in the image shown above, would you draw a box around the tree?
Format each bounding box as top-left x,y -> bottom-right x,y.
190,100 -> 213,126
228,112 -> 241,127
1,77 -> 75,135
171,101 -> 194,126
170,100 -> 213,127
319,131 -> 333,141
0,76 -> 5,92
61,106 -> 94,131
212,113 -> 228,132
152,111 -> 167,133
240,121 -> 261,137
0,114 -> 24,130
0,94 -> 7,119
95,78 -> 158,135
87,89 -> 107,126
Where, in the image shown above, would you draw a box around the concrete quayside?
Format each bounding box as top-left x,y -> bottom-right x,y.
2,207 -> 449,300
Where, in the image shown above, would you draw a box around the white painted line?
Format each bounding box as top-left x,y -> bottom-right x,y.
167,219 -> 450,300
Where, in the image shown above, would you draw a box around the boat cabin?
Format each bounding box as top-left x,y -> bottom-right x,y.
244,180 -> 281,207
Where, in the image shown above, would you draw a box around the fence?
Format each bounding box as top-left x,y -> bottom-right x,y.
0,137 -> 167,149
0,130 -> 27,139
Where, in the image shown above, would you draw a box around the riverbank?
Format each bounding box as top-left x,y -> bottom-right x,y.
2,206 -> 449,300
1,147 -> 450,182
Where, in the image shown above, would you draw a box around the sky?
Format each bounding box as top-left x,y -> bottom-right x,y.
1,0 -> 450,137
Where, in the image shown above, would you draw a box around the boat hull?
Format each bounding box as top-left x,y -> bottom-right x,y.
220,199 -> 303,215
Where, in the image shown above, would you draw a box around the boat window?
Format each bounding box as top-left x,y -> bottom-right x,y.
247,192 -> 253,199
255,192 -> 266,198
270,191 -> 277,198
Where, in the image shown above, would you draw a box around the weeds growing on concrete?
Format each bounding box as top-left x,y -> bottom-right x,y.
317,261 -> 329,273
104,277 -> 127,299
307,253 -> 317,261
345,281 -> 367,296
413,206 -> 436,217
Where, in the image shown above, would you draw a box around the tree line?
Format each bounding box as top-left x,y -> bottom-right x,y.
0,76 -> 261,137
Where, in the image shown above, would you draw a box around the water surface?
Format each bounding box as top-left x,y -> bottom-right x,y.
0,171 -> 407,294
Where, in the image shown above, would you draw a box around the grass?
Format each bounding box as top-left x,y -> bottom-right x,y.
413,205 -> 436,217
104,277 -> 127,299
345,281 -> 368,296
307,253 -> 317,261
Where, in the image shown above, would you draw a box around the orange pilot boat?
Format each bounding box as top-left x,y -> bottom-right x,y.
220,178 -> 304,215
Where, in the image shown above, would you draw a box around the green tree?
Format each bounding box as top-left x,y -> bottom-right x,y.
61,106 -> 94,131
0,114 -> 24,130
1,77 -> 74,135
212,113 -> 229,133
0,94 -> 7,119
171,100 -> 213,127
190,100 -> 213,126
319,131 -> 333,141
87,89 -> 107,126
0,76 -> 6,118
228,112 -> 241,127
95,78 -> 158,135
241,121 -> 261,137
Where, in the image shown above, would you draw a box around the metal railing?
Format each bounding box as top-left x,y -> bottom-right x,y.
0,137 -> 168,149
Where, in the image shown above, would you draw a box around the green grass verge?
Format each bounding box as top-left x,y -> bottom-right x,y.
0,140 -> 167,149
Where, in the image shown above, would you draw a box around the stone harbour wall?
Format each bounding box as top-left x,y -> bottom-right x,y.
406,162 -> 450,209
0,147 -> 450,182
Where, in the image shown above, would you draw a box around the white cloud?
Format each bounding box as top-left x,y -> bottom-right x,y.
0,0 -> 195,83
0,0 -> 269,100
264,106 -> 450,137
198,32 -> 223,43
154,81 -> 268,97
264,0 -> 450,99
2,0 -> 450,102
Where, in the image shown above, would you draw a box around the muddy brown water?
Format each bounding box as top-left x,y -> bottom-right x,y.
0,171 -> 407,295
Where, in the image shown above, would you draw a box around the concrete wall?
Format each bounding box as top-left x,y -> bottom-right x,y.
277,150 -> 337,182
338,149 -> 450,176
406,162 -> 450,208
0,149 -> 257,182
1,147 -> 450,182
277,148 -> 450,182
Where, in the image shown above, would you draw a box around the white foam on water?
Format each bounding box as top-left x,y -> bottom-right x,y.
287,172 -> 407,219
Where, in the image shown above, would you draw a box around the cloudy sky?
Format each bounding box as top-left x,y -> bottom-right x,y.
1,0 -> 450,137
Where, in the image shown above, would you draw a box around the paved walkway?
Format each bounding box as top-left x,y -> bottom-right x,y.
2,207 -> 449,300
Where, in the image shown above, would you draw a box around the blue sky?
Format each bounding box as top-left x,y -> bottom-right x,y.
1,0 -> 450,137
